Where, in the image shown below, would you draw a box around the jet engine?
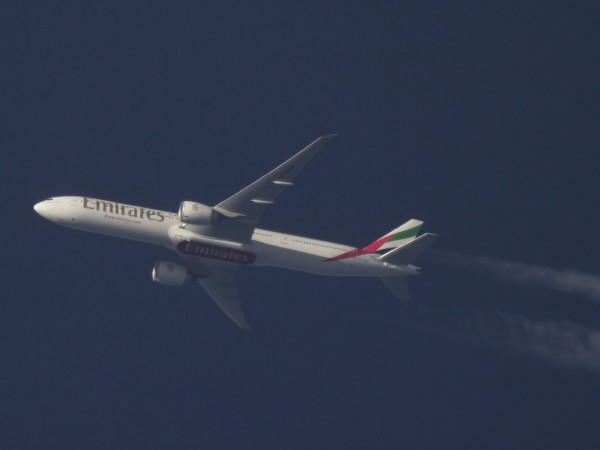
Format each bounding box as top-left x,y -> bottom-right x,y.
152,261 -> 192,286
178,201 -> 216,224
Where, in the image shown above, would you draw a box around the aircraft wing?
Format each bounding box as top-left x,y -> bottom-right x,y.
198,272 -> 251,330
213,134 -> 337,224
179,135 -> 338,327
182,257 -> 251,329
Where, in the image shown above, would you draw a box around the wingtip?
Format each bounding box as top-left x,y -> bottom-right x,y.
237,320 -> 253,331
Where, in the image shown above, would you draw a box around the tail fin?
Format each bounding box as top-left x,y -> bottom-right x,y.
363,219 -> 423,253
379,233 -> 438,266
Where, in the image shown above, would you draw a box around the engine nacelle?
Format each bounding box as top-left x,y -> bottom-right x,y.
152,261 -> 191,286
178,201 -> 216,224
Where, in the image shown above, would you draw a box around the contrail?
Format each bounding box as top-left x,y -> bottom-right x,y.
406,307 -> 600,372
411,250 -> 600,371
429,250 -> 600,302
479,313 -> 600,371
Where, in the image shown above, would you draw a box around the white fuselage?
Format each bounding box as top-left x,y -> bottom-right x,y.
34,196 -> 417,277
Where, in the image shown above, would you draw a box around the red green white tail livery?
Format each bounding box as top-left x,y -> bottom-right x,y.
363,219 -> 423,253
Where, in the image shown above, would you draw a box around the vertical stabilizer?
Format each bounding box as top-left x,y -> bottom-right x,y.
379,233 -> 438,266
363,219 -> 423,253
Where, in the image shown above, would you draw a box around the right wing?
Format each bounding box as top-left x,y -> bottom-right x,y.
181,256 -> 252,330
198,270 -> 252,330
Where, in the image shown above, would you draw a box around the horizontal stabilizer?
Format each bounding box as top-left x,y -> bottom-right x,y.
380,276 -> 411,301
379,233 -> 438,266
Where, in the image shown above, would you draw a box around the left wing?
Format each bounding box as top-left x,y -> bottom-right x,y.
213,134 -> 337,224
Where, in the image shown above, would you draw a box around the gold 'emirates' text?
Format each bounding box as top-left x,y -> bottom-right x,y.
83,197 -> 166,222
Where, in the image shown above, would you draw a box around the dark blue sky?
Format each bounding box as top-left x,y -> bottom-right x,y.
4,1 -> 600,448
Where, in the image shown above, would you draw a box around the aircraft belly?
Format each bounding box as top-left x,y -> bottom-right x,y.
255,244 -> 401,277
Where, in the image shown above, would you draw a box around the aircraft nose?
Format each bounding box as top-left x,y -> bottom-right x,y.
34,201 -> 52,219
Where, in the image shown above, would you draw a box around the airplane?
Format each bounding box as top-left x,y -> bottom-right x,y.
34,135 -> 437,329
